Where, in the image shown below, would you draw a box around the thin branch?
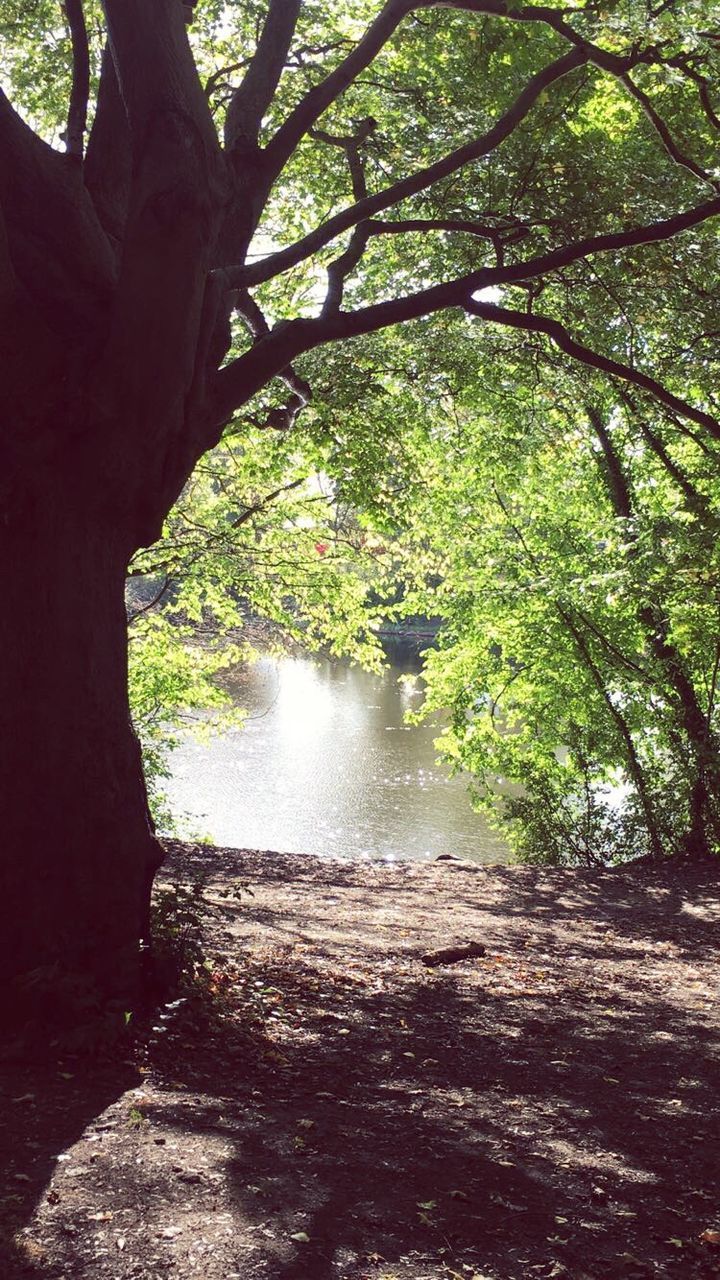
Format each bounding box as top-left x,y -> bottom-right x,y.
225,155 -> 720,297
210,184 -> 720,427
235,290 -> 312,429
367,216 -> 511,241
127,575 -> 172,622
459,194 -> 720,292
265,0 -> 645,182
230,476 -> 305,528
265,0 -> 413,176
310,118 -> 376,313
62,0 -> 90,158
229,48 -> 587,287
619,70 -> 719,192
465,298 -> 720,441
205,59 -> 251,102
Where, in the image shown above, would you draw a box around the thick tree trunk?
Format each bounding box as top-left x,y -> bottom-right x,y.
0,478 -> 162,1013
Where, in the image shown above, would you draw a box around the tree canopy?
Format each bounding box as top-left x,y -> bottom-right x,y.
2,0 -> 719,1001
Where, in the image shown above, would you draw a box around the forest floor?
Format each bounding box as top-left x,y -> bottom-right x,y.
1,844 -> 719,1280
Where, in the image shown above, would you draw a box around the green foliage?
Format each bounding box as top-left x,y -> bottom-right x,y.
386,313 -> 720,863
149,874 -> 213,991
125,424 -> 396,828
7,0 -> 719,865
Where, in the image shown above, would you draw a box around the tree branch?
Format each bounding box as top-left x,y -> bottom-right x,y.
311,119 -> 376,313
210,184 -> 720,431
464,297 -> 720,440
84,43 -> 132,245
224,0 -> 302,152
264,0 -> 646,184
234,291 -> 312,431
265,0 -> 413,177
619,70 -> 719,192
62,0 -> 90,158
230,48 -> 587,287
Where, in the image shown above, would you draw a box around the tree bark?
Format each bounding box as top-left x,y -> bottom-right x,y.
0,471 -> 162,1012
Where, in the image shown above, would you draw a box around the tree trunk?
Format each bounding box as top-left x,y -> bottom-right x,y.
0,473 -> 163,1014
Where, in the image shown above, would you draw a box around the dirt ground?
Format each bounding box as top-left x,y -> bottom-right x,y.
1,844 -> 719,1280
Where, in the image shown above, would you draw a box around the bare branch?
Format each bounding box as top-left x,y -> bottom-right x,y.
225,0 -> 302,151
464,297 -> 720,440
62,0 -> 90,158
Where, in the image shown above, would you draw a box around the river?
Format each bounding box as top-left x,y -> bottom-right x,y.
164,653 -> 510,863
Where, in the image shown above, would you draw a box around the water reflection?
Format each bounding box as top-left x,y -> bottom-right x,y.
164,655 -> 509,863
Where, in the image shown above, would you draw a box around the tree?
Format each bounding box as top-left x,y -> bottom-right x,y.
2,0 -> 719,1003
375,316 -> 720,863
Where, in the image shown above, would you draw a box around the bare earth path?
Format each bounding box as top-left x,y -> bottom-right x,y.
1,845 -> 719,1280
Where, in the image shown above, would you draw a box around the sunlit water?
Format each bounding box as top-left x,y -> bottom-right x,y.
164,655 -> 510,863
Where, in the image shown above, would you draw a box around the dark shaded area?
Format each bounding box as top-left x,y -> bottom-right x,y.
0,1059 -> 139,1278
0,849 -> 718,1278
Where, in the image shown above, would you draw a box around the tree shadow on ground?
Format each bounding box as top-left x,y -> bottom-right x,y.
0,1054 -> 139,1278
2,849 -> 718,1279
142,937 -> 718,1277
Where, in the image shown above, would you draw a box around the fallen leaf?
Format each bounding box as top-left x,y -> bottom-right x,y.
700,1229 -> 720,1246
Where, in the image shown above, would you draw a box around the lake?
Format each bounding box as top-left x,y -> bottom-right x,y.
164,653 -> 510,863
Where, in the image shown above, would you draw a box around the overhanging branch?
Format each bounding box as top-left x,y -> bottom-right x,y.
464,297 -> 720,441
229,48 -> 587,288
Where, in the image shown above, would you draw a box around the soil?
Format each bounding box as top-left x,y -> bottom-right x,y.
1,844 -> 719,1280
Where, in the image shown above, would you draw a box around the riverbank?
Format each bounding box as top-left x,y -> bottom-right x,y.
2,844 -> 719,1279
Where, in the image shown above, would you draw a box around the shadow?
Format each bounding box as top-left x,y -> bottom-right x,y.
140,939 -> 718,1278
9,845 -> 717,1279
0,1055 -> 139,1278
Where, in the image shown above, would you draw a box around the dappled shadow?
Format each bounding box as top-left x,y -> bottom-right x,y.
140,921 -> 719,1277
140,962 -> 717,1280
8,847 -> 718,1279
169,841 -> 720,970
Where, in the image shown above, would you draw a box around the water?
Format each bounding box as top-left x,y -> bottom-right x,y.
164,654 -> 509,863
